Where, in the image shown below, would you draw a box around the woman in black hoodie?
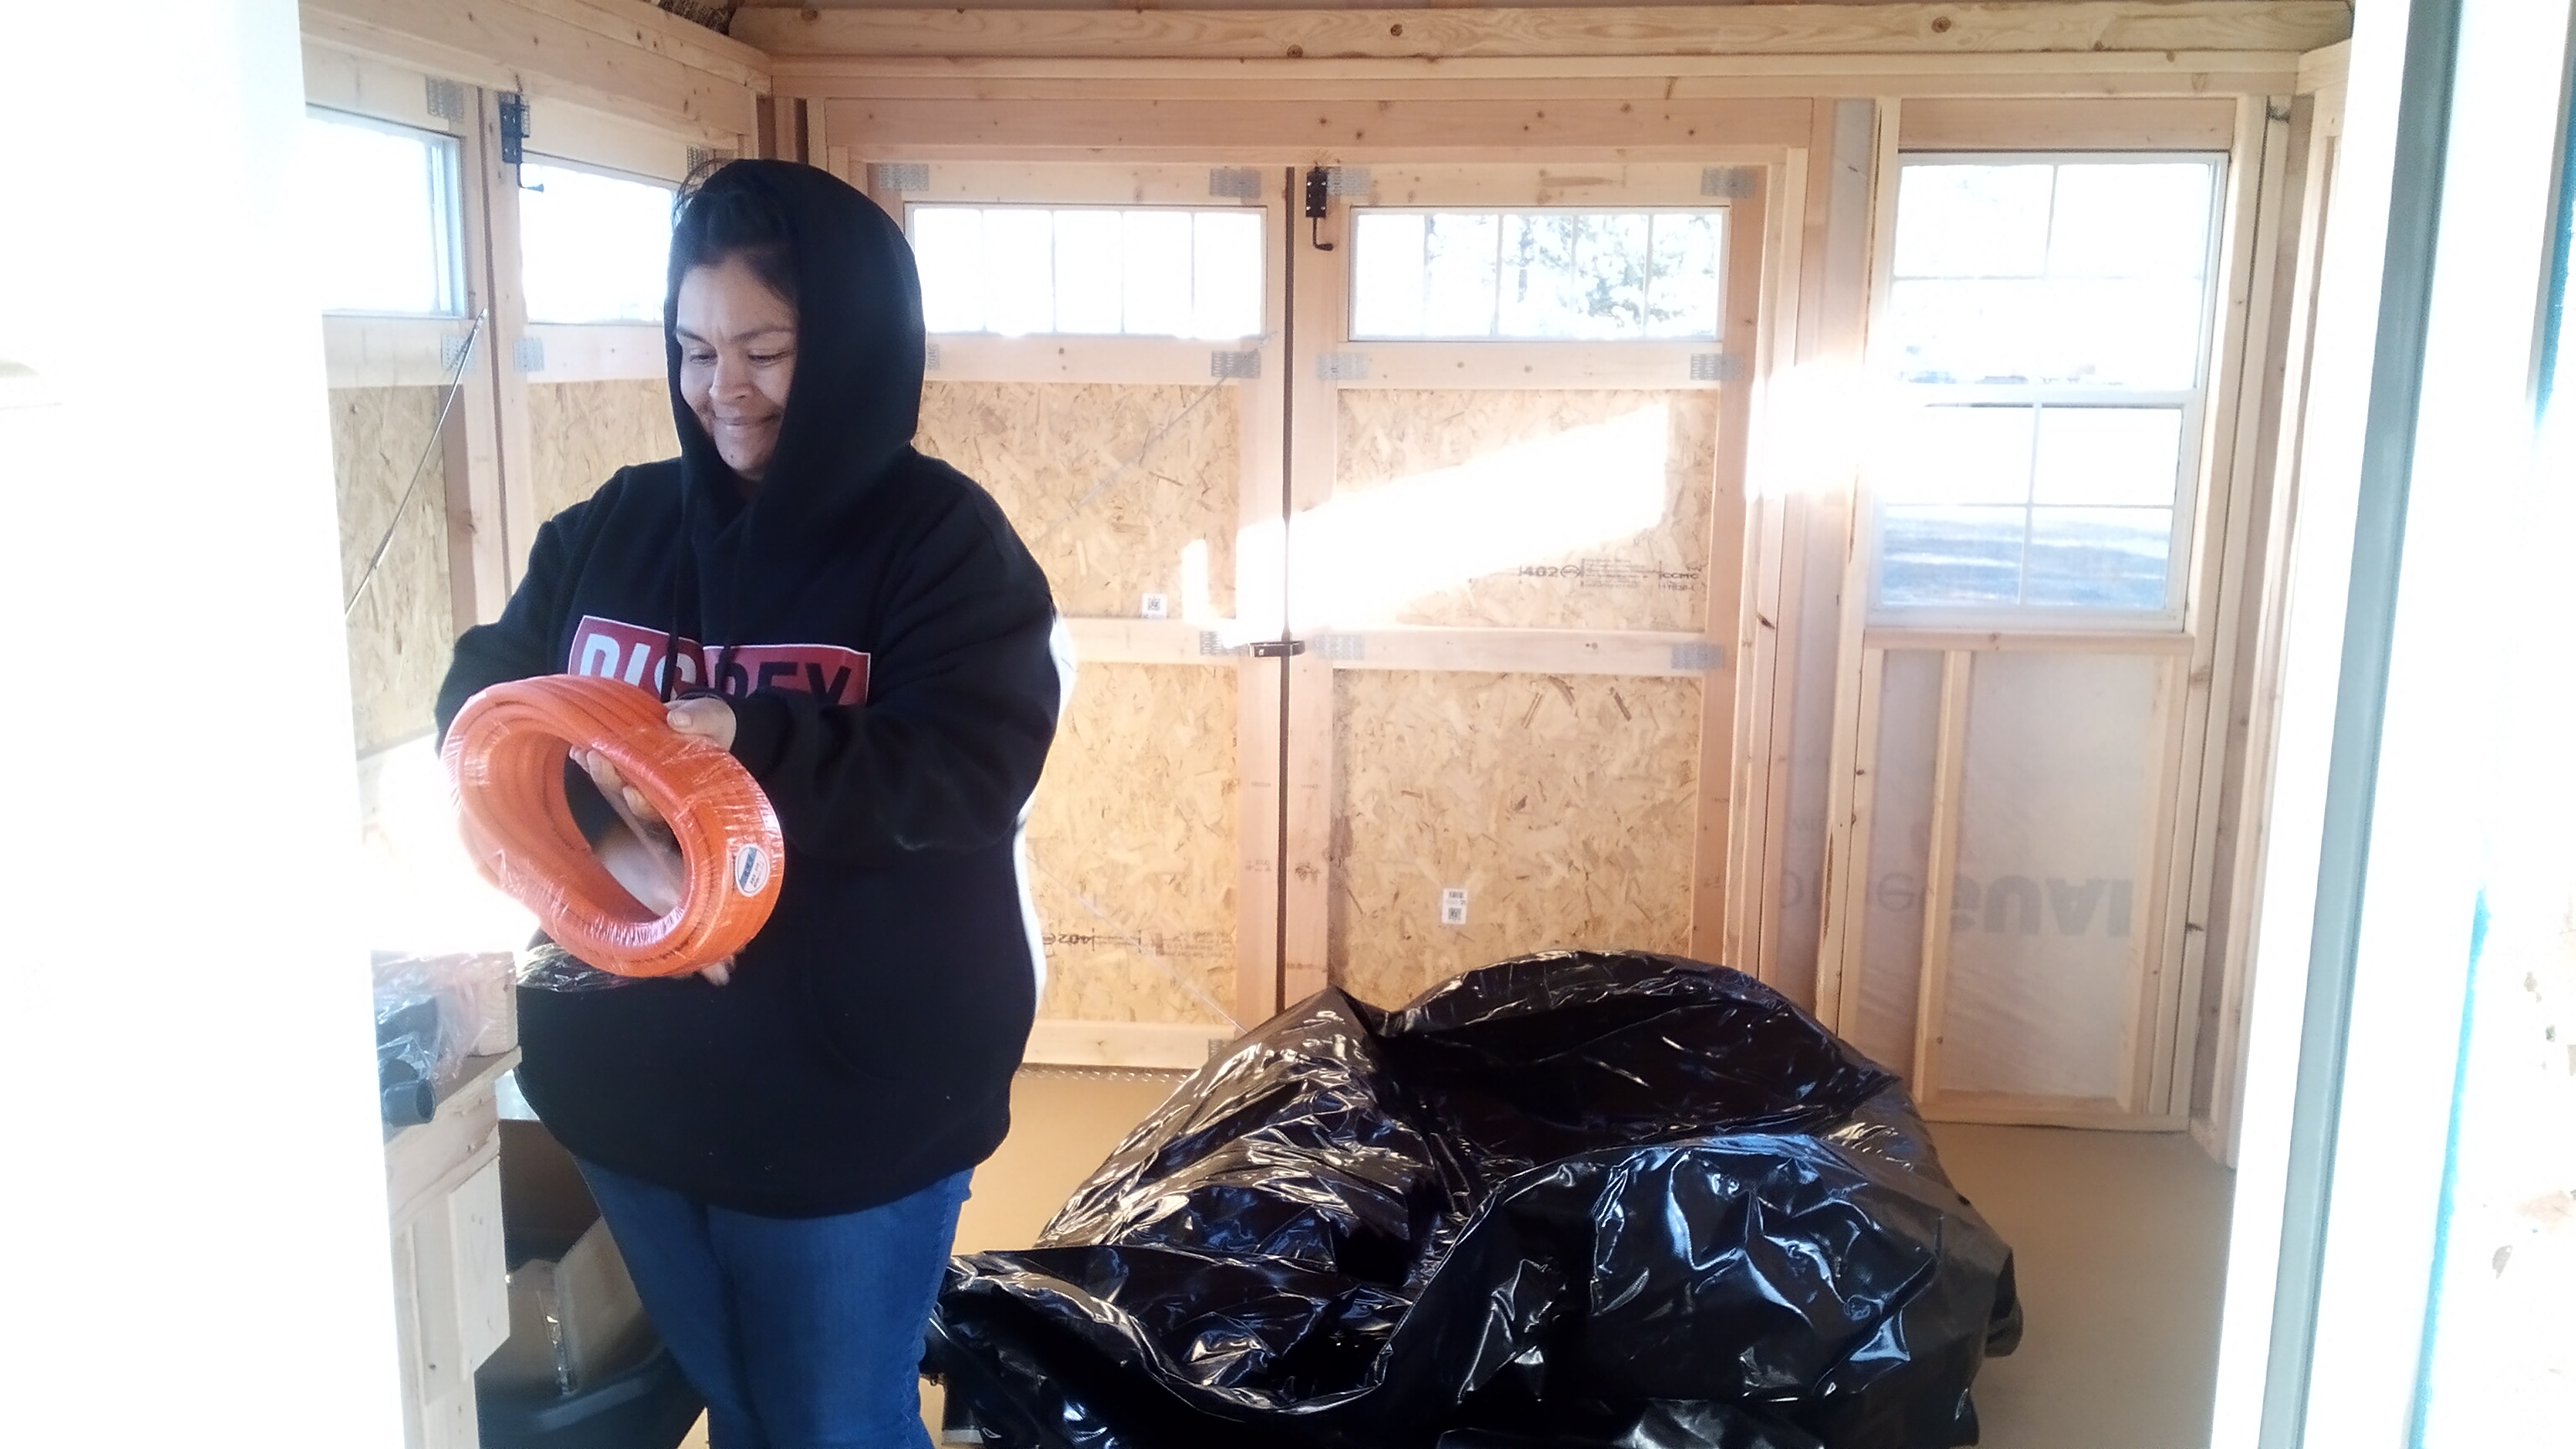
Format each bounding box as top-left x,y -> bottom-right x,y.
435,161 -> 1064,1448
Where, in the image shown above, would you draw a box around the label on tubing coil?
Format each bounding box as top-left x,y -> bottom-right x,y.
443,675 -> 786,979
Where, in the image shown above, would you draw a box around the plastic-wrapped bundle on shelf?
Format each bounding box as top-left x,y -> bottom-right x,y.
373,951 -> 517,1127
929,951 -> 2022,1449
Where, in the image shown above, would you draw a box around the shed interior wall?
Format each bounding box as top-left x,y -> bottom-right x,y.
305,3 -> 2350,1125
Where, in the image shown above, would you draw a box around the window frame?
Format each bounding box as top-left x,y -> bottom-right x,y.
902,200 -> 1271,344
302,103 -> 468,319
1866,149 -> 2233,634
516,150 -> 681,327
1342,204 -> 1732,344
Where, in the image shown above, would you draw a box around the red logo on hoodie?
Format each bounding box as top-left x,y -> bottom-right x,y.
568,615 -> 870,705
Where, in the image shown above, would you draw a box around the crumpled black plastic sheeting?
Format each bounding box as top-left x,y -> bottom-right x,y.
931,952 -> 2022,1449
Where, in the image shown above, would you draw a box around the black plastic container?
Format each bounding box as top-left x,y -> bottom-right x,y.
477,1344 -> 704,1449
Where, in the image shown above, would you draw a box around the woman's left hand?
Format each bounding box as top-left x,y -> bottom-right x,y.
667,695 -> 737,751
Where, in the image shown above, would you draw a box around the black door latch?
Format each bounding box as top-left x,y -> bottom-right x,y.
1304,167 -> 1335,252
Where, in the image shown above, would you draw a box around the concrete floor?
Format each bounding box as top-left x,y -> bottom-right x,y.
679,1070 -> 2236,1449
1935,1124 -> 2237,1449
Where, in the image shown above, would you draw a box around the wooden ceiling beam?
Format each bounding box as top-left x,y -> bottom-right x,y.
733,3 -> 2352,63
768,49 -> 2308,99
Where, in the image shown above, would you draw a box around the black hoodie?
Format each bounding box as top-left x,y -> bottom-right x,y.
434,162 -> 1063,1217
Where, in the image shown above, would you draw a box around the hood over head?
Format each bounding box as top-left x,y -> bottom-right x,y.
662,160 -> 927,608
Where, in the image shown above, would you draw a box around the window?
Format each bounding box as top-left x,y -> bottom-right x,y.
519,159 -> 678,325
907,206 -> 1264,340
1350,209 -> 1726,340
299,109 -> 463,315
1872,156 -> 2223,622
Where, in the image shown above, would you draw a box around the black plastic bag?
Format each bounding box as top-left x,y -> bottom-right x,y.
932,952 -> 2021,1449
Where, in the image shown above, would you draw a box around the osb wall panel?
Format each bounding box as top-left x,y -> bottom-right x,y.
527,380 -> 681,529
333,386 -> 453,756
1332,389 -> 1717,632
1027,662 -> 1239,1026
917,382 -> 1239,619
1332,669 -> 1699,1010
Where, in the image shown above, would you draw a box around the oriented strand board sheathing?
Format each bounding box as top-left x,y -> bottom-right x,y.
1026,662 -> 1239,1026
526,380 -> 681,528
917,382 -> 1239,620
1331,669 -> 1699,1009
333,386 -> 454,755
1331,389 -> 1717,632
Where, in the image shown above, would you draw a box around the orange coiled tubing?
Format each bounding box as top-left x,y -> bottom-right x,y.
444,675 -> 786,979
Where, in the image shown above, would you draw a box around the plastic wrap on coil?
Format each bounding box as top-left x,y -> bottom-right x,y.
514,941 -> 648,994
444,676 -> 785,980
928,951 -> 2023,1449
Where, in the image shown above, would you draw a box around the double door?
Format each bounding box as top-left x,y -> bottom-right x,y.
869,159 -> 1758,1064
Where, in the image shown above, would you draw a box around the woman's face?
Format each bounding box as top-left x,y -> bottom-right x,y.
675,255 -> 797,484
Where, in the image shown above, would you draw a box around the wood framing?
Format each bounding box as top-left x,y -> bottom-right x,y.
1908,649 -> 1971,1101
303,0 -> 768,145
1236,189 -> 1293,1026
1278,171 -> 1343,1009
470,86 -> 543,591
1811,95 -> 1903,1036
1803,83 -> 2294,1124
443,125 -> 512,632
1726,96 -> 1873,1004
2150,92 -> 2298,1119
1689,157 -> 1777,959
2197,55 -> 2347,1166
822,96 -> 1812,160
738,4 -> 2352,63
294,0 -> 2359,1078
1024,1019 -> 1230,1069
522,324 -> 667,383
1898,96 -> 2241,151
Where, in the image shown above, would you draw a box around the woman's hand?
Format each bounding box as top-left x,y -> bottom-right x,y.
666,695 -> 736,750
573,693 -> 742,987
573,698 -> 735,832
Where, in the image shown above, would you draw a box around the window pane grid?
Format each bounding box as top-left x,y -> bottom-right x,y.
1872,154 -> 2221,623
301,109 -> 465,316
1350,207 -> 1727,341
909,205 -> 1265,340
520,158 -> 678,325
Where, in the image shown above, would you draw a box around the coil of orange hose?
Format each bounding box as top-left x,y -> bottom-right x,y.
443,675 -> 785,979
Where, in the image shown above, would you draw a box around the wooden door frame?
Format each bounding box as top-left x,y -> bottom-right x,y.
1275,160 -> 1770,1009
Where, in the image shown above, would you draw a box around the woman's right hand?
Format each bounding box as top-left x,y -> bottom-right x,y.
577,749 -> 733,986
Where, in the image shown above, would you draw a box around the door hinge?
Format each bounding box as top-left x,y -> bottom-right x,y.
497,92 -> 529,166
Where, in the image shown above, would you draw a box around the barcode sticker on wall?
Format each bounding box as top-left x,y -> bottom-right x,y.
1441,888 -> 1468,927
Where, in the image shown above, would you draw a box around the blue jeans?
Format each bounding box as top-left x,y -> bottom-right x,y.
576,1159 -> 972,1449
